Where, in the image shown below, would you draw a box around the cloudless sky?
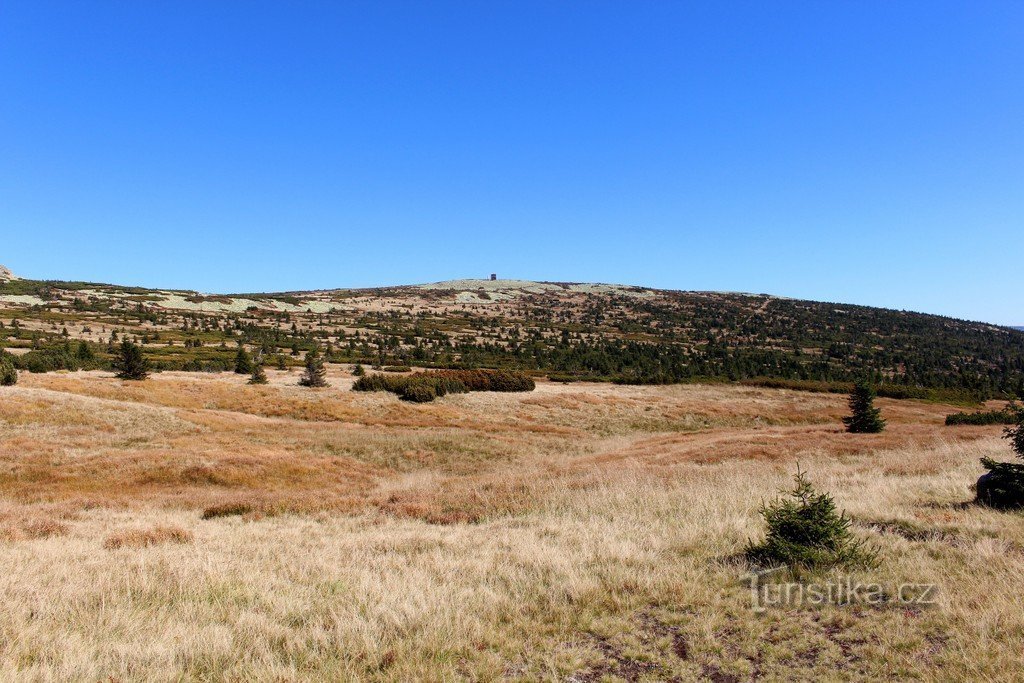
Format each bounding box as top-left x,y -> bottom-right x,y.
1,2 -> 1021,324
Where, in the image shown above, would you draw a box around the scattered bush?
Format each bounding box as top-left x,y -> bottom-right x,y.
946,410 -> 1015,426
747,469 -> 877,572
352,363 -> 365,376
382,365 -> 411,373
977,403 -> 1024,509
843,381 -> 885,433
103,525 -> 193,549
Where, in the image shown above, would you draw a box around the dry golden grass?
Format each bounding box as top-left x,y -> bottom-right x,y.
0,370 -> 1021,680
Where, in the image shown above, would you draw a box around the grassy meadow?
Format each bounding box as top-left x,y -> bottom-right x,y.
0,369 -> 1021,681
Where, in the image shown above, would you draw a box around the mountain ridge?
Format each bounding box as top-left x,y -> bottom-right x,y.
1,268 -> 1022,397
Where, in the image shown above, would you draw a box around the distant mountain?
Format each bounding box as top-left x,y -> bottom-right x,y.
1,273 -> 1022,397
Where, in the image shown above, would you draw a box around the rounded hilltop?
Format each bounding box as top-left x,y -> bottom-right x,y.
415,278 -> 655,299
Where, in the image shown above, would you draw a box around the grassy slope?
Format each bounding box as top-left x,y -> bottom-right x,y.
0,371 -> 1021,680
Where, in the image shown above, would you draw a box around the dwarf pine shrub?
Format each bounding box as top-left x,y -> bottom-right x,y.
946,409 -> 1015,426
427,369 -> 535,392
352,373 -> 468,402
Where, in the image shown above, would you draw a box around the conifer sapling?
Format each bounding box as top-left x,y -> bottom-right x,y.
299,347 -> 328,387
113,340 -> 150,381
843,381 -> 886,433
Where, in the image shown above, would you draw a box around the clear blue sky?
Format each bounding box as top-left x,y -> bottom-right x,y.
1,2 -> 1021,324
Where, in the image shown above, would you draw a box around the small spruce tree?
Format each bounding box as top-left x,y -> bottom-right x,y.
76,340 -> 95,362
113,340 -> 149,380
0,356 -> 17,386
843,381 -> 885,433
234,347 -> 254,374
977,402 -> 1024,508
747,468 -> 877,572
248,362 -> 268,385
299,347 -> 328,387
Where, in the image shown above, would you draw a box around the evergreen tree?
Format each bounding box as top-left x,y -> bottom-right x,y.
1005,402 -> 1024,459
299,347 -> 328,387
248,362 -> 268,385
0,356 -> 17,386
76,340 -> 94,362
234,346 -> 254,374
746,468 -> 876,572
352,363 -> 365,377
977,402 -> 1024,508
113,340 -> 149,380
843,381 -> 885,433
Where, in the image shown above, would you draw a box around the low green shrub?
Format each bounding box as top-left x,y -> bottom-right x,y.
352,373 -> 468,402
381,365 -> 411,373
739,377 -> 983,405
16,348 -> 79,373
946,410 -> 1015,426
400,381 -> 437,402
427,369 -> 535,392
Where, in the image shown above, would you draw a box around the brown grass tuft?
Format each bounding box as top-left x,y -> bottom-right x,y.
103,525 -> 193,549
201,501 -> 255,520
0,517 -> 70,541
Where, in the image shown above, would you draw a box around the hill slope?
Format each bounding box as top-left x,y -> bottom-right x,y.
1,271 -> 1022,397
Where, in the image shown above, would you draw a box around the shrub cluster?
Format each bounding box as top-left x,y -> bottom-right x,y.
426,369 -> 535,392
946,410 -> 1015,426
352,369 -> 534,402
352,373 -> 468,402
740,377 -> 982,404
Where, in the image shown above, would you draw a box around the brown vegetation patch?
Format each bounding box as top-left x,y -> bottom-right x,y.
0,516 -> 69,541
103,524 -> 193,549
